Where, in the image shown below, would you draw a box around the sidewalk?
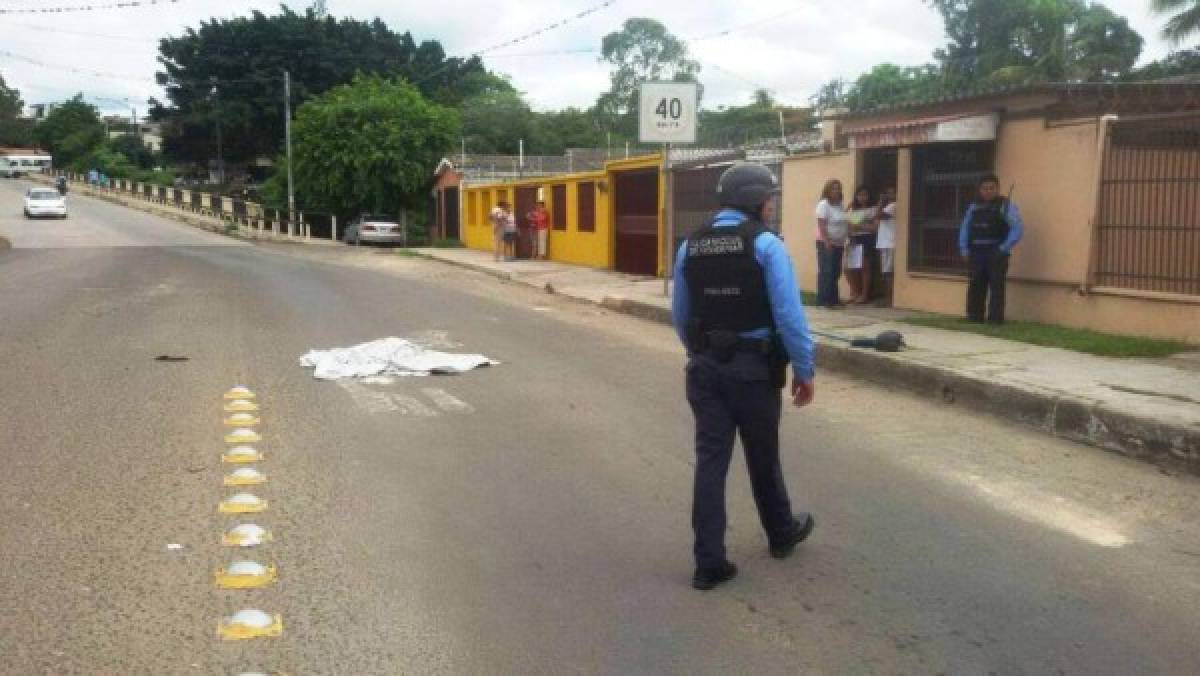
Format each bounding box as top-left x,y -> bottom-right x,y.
415,246 -> 1200,475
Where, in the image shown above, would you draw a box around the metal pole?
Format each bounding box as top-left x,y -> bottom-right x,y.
331,214 -> 337,242
662,142 -> 673,297
211,77 -> 224,185
778,110 -> 787,147
285,70 -> 296,221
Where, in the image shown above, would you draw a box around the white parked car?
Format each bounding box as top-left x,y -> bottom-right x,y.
24,188 -> 67,219
343,214 -> 404,246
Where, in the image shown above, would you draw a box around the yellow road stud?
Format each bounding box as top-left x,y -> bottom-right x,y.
222,446 -> 262,464
219,492 -> 268,514
224,467 -> 266,485
224,413 -> 261,427
224,386 -> 256,400
223,523 -> 272,547
224,428 -> 261,444
215,561 -> 277,589
217,609 -> 282,640
224,399 -> 260,413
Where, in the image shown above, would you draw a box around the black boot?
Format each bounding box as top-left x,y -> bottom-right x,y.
692,561 -> 738,590
769,513 -> 815,559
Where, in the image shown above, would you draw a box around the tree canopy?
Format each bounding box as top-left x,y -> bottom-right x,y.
280,75 -> 459,217
33,95 -> 106,167
152,5 -> 489,164
815,0 -> 1147,112
0,73 -> 32,147
1152,0 -> 1200,43
594,18 -> 701,139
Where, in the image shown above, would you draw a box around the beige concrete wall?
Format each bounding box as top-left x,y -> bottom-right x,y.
994,117 -> 1101,284
781,150 -> 857,296
891,117 -> 1199,343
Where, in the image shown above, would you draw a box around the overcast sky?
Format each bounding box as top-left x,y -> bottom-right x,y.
0,0 -> 1180,115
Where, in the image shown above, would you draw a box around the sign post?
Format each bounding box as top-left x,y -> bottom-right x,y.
639,81 -> 698,297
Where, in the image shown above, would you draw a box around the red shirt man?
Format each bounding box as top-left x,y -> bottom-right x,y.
527,201 -> 550,259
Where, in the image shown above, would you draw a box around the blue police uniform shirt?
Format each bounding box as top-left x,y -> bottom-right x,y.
671,208 -> 816,382
958,200 -> 1024,255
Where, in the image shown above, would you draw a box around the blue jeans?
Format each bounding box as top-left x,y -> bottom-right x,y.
816,241 -> 844,306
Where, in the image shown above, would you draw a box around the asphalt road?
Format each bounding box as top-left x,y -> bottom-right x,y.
2,179 -> 1199,675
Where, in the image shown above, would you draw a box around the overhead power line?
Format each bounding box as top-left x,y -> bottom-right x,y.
0,0 -> 193,15
469,0 -> 619,55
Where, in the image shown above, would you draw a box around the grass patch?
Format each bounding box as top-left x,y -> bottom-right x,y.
900,314 -> 1193,358
395,248 -> 423,258
431,238 -> 465,248
801,290 -> 819,307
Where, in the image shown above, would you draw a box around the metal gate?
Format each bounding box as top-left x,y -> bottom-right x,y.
1094,114 -> 1200,296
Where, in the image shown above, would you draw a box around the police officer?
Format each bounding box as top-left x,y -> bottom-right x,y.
959,174 -> 1024,323
671,162 -> 817,591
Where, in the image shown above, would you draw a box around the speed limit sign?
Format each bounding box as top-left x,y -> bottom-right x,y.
639,82 -> 698,144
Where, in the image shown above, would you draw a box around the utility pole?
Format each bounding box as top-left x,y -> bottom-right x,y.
210,77 -> 224,185
284,70 -> 295,219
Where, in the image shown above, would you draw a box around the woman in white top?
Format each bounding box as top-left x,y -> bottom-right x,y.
875,186 -> 897,306
814,179 -> 849,308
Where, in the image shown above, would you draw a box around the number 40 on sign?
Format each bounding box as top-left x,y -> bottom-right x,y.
639,82 -> 698,145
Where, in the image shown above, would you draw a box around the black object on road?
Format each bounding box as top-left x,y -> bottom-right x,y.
813,329 -> 906,353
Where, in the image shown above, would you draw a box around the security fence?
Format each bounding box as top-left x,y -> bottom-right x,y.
1093,113 -> 1200,296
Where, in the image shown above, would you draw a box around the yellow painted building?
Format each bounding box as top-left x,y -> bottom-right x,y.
461,155 -> 668,276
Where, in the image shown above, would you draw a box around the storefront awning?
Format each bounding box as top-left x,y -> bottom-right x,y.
845,113 -> 999,149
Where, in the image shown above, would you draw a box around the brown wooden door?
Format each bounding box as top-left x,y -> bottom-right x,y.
514,186 -> 538,259
613,169 -> 659,276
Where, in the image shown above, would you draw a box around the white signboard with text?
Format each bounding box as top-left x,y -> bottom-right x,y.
639,82 -> 698,144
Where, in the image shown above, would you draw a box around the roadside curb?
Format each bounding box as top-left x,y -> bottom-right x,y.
413,250 -> 1198,477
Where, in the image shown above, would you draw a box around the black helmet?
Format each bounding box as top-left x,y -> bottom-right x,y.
716,162 -> 780,212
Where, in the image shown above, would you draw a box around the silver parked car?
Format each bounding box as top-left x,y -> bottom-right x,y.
24,188 -> 67,219
343,214 -> 405,246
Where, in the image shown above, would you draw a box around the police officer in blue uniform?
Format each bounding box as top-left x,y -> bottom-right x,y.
671,162 -> 817,591
959,174 -> 1024,324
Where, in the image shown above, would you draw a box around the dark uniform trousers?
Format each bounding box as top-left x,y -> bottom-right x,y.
967,246 -> 1010,323
686,350 -> 794,570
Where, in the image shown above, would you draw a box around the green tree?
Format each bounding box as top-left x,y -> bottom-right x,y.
108,134 -> 158,169
1152,0 -> 1200,43
1125,47 -> 1200,79
153,6 -> 488,164
33,95 -> 106,167
594,18 -> 701,137
0,73 -> 32,146
697,89 -> 810,147
285,75 -> 459,218
927,0 -> 1142,86
459,76 -> 537,155
532,108 -> 608,155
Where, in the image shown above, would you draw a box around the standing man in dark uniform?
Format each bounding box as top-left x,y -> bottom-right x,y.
671,163 -> 817,591
959,174 -> 1024,324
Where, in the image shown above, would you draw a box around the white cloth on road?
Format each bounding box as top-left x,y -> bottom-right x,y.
299,337 -> 496,380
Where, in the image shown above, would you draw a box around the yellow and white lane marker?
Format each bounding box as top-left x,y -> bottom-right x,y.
215,560 -> 278,589
223,523 -> 272,547
224,386 -> 256,400
220,492 -> 268,514
218,609 -> 283,640
224,467 -> 267,486
222,446 -> 263,464
217,385 -> 284,652
224,399 -> 260,413
225,428 -> 262,444
225,412 -> 262,427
